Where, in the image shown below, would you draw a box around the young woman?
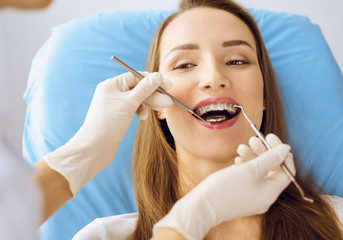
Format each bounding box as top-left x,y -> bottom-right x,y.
73,0 -> 343,239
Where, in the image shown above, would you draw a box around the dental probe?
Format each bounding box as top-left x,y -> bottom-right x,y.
111,56 -> 209,122
233,105 -> 314,203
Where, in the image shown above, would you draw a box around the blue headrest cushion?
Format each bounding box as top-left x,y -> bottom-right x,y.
23,9 -> 343,239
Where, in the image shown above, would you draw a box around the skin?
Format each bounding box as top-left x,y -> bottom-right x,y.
156,7 -> 264,239
159,7 -> 264,186
34,160 -> 72,223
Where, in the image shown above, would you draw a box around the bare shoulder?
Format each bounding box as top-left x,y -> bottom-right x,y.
73,213 -> 138,240
323,195 -> 343,223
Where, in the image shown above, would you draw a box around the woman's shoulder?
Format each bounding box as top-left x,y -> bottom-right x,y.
72,212 -> 138,240
324,195 -> 343,222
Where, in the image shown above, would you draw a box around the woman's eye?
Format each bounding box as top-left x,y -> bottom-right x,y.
226,60 -> 247,65
173,63 -> 195,70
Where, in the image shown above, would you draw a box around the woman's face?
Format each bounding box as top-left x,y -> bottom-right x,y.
158,7 -> 264,165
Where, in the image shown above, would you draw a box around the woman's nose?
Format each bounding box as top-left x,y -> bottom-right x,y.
198,64 -> 231,91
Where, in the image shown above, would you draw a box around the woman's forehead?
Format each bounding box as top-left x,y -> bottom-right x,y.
160,7 -> 256,57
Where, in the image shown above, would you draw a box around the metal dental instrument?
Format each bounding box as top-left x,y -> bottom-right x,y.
111,56 -> 208,122
234,105 -> 314,203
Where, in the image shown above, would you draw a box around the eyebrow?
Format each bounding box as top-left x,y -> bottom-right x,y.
222,40 -> 254,49
166,40 -> 254,57
167,43 -> 199,56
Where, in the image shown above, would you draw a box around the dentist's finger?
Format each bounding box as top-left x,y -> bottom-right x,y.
136,104 -> 148,120
144,92 -> 173,111
236,144 -> 256,164
234,156 -> 243,164
139,71 -> 173,90
130,72 -> 169,104
249,144 -> 291,176
265,134 -> 282,148
142,73 -> 173,110
249,136 -> 267,156
264,134 -> 295,175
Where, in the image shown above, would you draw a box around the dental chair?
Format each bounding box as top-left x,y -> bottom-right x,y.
23,8 -> 343,240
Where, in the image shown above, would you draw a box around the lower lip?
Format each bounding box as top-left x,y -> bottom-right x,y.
196,112 -> 240,129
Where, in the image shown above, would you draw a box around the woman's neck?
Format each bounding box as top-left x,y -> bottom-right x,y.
176,146 -> 261,239
177,150 -> 234,196
205,215 -> 261,240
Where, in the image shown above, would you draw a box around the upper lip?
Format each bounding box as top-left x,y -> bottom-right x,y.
193,97 -> 239,111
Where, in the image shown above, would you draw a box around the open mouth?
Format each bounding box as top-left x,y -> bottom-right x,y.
194,103 -> 240,123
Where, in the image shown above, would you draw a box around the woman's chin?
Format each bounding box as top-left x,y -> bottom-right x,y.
200,154 -> 236,167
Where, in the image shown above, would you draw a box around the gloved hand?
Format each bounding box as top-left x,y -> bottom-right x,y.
44,72 -> 172,196
235,134 -> 294,170
153,134 -> 295,240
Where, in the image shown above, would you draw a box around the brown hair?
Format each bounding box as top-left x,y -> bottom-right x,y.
130,0 -> 343,239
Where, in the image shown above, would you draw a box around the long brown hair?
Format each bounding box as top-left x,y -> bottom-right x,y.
130,0 -> 343,239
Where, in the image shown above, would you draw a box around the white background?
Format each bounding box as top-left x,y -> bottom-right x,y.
0,0 -> 342,154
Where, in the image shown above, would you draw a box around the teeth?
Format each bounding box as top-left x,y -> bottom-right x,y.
195,103 -> 238,116
218,103 -> 224,111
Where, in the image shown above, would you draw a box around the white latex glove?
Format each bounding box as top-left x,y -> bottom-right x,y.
153,134 -> 295,240
235,134 -> 294,169
44,72 -> 172,196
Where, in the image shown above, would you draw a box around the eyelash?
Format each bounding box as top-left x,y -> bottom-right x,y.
173,59 -> 248,70
173,63 -> 196,70
226,59 -> 248,65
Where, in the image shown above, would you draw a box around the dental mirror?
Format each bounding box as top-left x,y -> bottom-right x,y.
205,115 -> 227,122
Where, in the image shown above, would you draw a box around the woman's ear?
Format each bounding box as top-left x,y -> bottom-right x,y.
157,110 -> 166,120
263,100 -> 266,110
